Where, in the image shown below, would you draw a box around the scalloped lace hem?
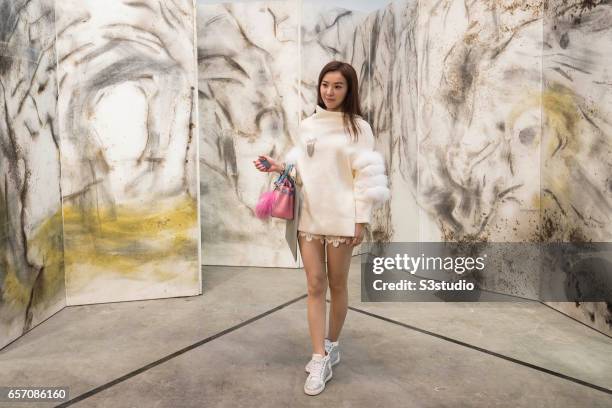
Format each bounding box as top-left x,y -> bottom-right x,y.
298,231 -> 352,247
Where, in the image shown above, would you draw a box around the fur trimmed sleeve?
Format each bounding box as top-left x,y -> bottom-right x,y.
350,122 -> 390,223
285,145 -> 301,166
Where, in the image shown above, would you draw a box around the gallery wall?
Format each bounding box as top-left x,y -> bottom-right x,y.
1,0 -> 609,349
197,0 -> 611,335
197,0 -> 382,268
197,1 -> 302,267
412,0 -> 545,298
541,0 -> 612,335
0,0 -> 202,349
56,0 -> 201,305
373,0 -> 610,335
0,0 -> 65,351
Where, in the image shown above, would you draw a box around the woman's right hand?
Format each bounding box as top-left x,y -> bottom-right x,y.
253,155 -> 283,174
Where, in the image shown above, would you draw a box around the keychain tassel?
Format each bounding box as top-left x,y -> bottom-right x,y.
255,191 -> 276,219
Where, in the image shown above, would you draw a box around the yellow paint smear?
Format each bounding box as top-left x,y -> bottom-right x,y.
509,84 -> 581,157
509,84 -> 583,206
62,194 -> 199,287
541,84 -> 581,157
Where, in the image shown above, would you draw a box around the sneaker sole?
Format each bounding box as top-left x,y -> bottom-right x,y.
303,370 -> 333,396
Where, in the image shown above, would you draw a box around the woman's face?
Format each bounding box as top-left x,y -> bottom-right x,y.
320,71 -> 348,111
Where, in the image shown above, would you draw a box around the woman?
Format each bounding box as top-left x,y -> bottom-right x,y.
253,61 -> 390,395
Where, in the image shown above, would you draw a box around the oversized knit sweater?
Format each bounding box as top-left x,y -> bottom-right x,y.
284,105 -> 390,237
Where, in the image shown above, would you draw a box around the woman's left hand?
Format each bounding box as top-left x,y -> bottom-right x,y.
351,223 -> 366,247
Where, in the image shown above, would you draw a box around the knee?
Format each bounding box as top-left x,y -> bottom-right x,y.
328,279 -> 347,296
307,278 -> 327,298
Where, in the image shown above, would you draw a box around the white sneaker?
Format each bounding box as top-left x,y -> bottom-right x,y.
305,339 -> 340,373
303,354 -> 332,396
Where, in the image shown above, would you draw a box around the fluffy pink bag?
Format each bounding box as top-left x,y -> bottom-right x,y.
255,164 -> 295,220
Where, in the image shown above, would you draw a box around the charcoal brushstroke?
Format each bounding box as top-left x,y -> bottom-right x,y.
0,0 -> 64,349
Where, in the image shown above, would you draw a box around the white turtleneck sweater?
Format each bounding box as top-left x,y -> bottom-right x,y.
285,105 -> 390,237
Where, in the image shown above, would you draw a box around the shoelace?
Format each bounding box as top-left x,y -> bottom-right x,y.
307,358 -> 327,384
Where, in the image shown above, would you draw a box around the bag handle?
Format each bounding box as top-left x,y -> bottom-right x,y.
275,164 -> 293,187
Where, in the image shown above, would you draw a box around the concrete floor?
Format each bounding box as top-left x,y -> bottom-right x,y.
0,256 -> 611,407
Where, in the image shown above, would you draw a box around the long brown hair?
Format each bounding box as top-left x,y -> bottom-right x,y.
317,61 -> 363,142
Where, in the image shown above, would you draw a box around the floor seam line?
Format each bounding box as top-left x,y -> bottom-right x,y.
537,301 -> 612,340
54,293 -> 308,407
346,304 -> 612,395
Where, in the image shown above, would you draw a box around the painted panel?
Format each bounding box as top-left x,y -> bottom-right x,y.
0,0 -> 65,348
197,1 -> 301,267
56,0 -> 201,304
359,0 -> 420,243
416,0 -> 543,244
542,0 -> 612,336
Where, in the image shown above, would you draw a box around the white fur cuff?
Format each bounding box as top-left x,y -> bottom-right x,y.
364,185 -> 391,202
351,150 -> 385,170
354,174 -> 388,189
284,145 -> 302,165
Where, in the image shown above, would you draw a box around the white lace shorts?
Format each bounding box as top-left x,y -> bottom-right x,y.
298,231 -> 353,247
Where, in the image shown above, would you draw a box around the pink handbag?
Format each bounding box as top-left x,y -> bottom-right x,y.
255,164 -> 295,220
271,176 -> 294,219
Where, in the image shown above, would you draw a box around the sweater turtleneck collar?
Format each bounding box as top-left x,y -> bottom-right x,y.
315,104 -> 344,117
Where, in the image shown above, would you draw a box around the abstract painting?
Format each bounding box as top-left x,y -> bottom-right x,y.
56,0 -> 201,304
0,0 -> 65,349
541,0 -> 612,335
197,1 -> 301,267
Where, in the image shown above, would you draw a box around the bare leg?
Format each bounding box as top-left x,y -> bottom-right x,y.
298,234 -> 327,356
326,240 -> 353,342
